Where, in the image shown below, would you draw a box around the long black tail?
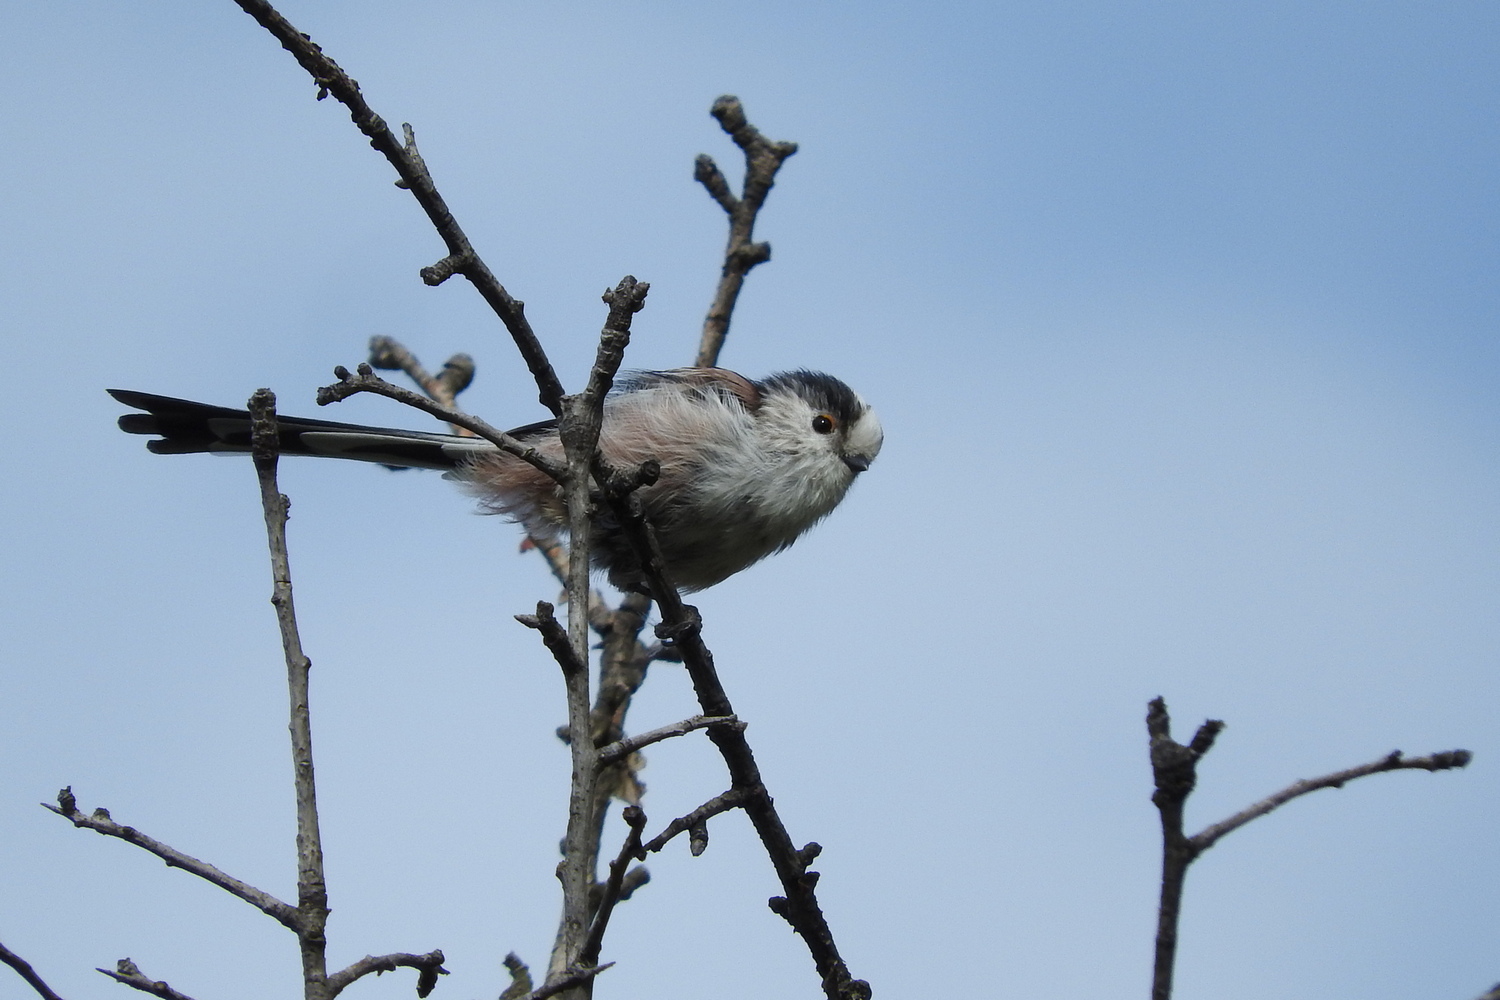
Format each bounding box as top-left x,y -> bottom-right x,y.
109,389 -> 494,471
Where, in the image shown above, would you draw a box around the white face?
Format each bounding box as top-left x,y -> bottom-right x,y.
756,384 -> 883,474
842,406 -> 884,472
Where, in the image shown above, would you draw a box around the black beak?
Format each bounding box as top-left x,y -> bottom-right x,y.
842,454 -> 871,473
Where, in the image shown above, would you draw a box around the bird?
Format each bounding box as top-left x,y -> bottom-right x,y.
110,368 -> 883,592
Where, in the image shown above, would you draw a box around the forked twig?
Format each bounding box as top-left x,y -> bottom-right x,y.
1146,697 -> 1471,1000
694,96 -> 799,368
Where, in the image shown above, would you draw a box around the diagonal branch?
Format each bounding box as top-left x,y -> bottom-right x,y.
96,959 -> 197,1000
367,335 -> 476,422
43,787 -> 300,931
1191,748 -> 1472,853
642,789 -> 749,856
523,962 -> 615,1000
578,806 -> 648,967
318,364 -> 568,482
0,940 -> 66,1000
600,495 -> 868,999
230,0 -> 566,414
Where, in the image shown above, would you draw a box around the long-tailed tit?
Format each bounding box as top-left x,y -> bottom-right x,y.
110,368 -> 883,592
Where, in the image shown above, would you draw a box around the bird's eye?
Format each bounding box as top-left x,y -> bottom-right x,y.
812,413 -> 836,434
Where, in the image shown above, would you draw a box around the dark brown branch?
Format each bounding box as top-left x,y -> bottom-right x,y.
694,95 -> 798,368
597,715 -> 743,766
516,601 -> 588,678
642,789 -> 748,856
229,0 -> 566,414
579,806 -> 648,966
318,364 -> 567,483
96,960 -> 196,1000
595,491 -> 867,998
1147,699 -> 1222,1000
43,787 -> 299,931
1146,697 -> 1471,1000
0,941 -> 66,1000
249,390 -> 332,999
326,950 -> 448,999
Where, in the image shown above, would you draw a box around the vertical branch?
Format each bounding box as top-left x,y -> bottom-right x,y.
693,96 -> 798,368
546,278 -> 649,994
249,389 -> 330,1000
1146,699 -> 1221,1000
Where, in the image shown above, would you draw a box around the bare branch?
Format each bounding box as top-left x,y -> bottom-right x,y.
1191,748 -> 1472,853
229,0 -> 566,414
249,390 -> 332,997
516,601 -> 588,678
595,494 -> 868,998
0,941 -> 66,1000
642,789 -> 749,856
96,960 -> 196,1000
318,364 -> 568,482
597,715 -> 743,766
326,950 -> 448,999
694,96 -> 798,368
1147,698 -> 1220,1000
524,963 -> 614,1000
43,787 -> 299,931
1146,697 -> 1472,1000
367,335 -> 475,418
579,806 -> 648,966
545,277 -> 649,991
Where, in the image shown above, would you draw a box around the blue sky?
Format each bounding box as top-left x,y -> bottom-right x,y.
2,3 -> 1497,999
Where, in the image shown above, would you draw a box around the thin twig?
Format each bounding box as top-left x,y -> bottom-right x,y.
43,787 -> 299,931
230,0 -> 566,414
368,335 -> 476,429
597,715 -> 743,765
249,389 -> 332,1000
579,806 -> 648,966
0,941 -> 66,1000
1192,748 -> 1472,852
326,950 -> 448,999
96,960 -> 197,1000
523,963 -> 614,1000
642,789 -> 749,856
694,96 -> 798,368
318,364 -> 568,483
